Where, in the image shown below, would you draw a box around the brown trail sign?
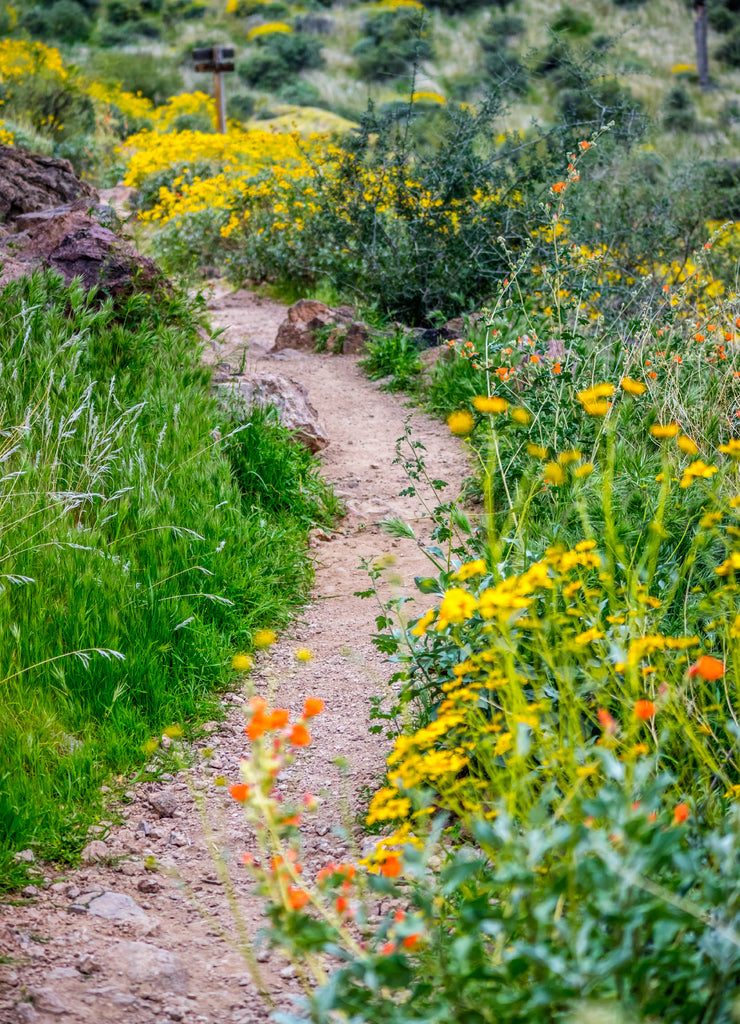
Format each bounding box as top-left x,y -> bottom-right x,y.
193,45 -> 235,134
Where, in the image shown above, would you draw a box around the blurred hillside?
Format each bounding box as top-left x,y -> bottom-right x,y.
1,0 -> 740,151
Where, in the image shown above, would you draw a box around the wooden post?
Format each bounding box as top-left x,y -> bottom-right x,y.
193,46 -> 235,134
693,0 -> 709,90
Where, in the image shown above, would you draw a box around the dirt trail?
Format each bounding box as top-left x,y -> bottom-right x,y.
0,286 -> 467,1024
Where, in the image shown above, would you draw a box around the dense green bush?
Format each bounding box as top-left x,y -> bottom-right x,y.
717,25 -> 740,66
22,0 -> 92,41
551,2 -> 594,35
353,8 -> 434,81
663,84 -> 697,131
227,91 -> 256,121
237,31 -> 324,91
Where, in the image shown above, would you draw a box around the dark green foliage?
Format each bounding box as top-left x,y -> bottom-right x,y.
551,3 -> 594,35
0,272 -> 332,888
663,84 -> 697,131
22,0 -> 92,41
278,79 -> 322,106
237,32 -> 324,91
360,330 -> 423,392
717,25 -> 740,66
429,0 -> 504,11
709,0 -> 740,32
353,8 -> 434,81
227,91 -> 256,121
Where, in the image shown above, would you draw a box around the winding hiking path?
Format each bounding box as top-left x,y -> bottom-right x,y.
0,286 -> 467,1024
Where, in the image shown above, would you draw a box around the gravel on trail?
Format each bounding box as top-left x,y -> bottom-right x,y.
0,285 -> 468,1024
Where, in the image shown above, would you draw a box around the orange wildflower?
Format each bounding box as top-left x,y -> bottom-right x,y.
230,784 -> 250,802
634,699 -> 656,721
335,896 -> 348,913
380,856 -> 402,878
553,181 -> 567,193
689,655 -> 725,680
289,723 -> 312,746
402,933 -> 422,950
579,140 -> 591,150
303,697 -> 324,717
287,887 -> 310,911
381,942 -> 396,955
673,803 -> 690,825
267,708 -> 289,729
246,713 -> 267,740
597,708 -> 617,734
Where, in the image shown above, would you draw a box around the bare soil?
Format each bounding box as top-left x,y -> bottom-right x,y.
0,286 -> 467,1024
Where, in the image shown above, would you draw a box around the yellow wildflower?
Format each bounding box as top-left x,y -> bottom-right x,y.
620,377 -> 647,396
437,588 -> 478,627
650,423 -> 680,439
472,395 -> 509,414
447,410 -> 475,436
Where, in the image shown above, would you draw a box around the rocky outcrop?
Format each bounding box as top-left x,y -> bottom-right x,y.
1,207 -> 160,298
273,299 -> 369,355
218,373 -> 329,452
0,145 -> 97,223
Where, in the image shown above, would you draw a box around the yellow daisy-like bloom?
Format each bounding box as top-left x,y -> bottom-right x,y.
253,629 -> 278,648
557,450 -> 582,465
574,627 -> 604,645
580,399 -> 610,417
650,423 -> 680,439
620,377 -> 647,396
677,435 -> 698,455
510,408 -> 531,425
679,459 -> 718,488
447,410 -> 475,436
231,653 -> 254,671
437,588 -> 478,627
719,439 -> 740,459
527,442 -> 549,459
163,724 -> 184,738
544,462 -> 566,485
295,648 -> 313,662
574,462 -> 595,478
472,395 -> 509,414
453,559 -> 487,581
410,609 -> 435,637
578,383 -> 615,403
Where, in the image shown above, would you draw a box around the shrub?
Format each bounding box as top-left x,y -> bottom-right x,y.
237,31 -> 324,90
227,91 -> 256,121
717,26 -> 740,66
551,3 -> 594,35
663,84 -> 696,131
22,0 -> 92,41
353,7 -> 434,81
278,79 -> 321,106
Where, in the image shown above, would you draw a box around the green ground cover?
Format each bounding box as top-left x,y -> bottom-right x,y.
0,271 -> 335,888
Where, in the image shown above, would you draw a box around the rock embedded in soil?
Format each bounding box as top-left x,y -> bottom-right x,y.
80,839 -> 110,864
105,940 -> 189,994
147,789 -> 179,818
218,374 -> 329,453
87,891 -> 155,931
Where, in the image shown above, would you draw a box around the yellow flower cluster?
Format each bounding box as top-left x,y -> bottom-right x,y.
0,39 -> 67,82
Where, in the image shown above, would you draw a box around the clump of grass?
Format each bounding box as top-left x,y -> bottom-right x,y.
0,271 -> 334,889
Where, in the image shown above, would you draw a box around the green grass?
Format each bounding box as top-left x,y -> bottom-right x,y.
0,271 -> 336,889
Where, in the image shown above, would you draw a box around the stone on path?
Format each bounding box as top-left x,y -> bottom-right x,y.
107,940 -> 189,994
80,839 -> 109,864
87,891 -> 156,932
218,374 -> 329,453
147,788 -> 179,818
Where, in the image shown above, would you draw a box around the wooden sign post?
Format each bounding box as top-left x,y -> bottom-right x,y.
193,46 -> 235,134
